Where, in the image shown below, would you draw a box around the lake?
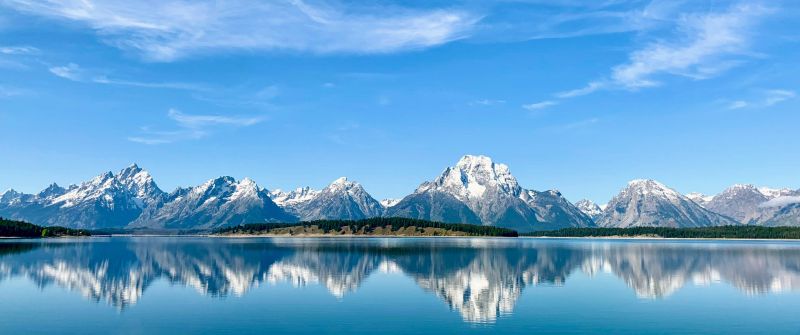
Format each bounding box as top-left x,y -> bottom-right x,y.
1,237 -> 799,334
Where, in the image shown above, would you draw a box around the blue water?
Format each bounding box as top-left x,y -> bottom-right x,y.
1,237 -> 799,334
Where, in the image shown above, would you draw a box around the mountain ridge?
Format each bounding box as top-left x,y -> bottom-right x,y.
2,157 -> 798,229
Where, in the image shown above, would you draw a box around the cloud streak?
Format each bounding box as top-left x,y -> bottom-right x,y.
608,4 -> 765,90
728,89 -> 796,109
128,108 -> 264,144
523,3 -> 771,112
522,100 -> 557,111
0,45 -> 38,55
48,63 -> 208,91
5,0 -> 479,61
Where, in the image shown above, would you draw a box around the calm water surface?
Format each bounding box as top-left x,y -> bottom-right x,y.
1,237 -> 799,334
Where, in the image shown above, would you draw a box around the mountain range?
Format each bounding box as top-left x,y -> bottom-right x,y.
1,155 -> 798,231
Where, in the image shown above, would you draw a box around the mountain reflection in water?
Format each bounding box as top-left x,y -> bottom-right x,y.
1,237 -> 799,323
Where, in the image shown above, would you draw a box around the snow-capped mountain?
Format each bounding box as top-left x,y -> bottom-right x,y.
597,179 -> 738,228
133,176 -> 295,229
268,187 -> 320,207
380,199 -> 400,208
270,177 -> 383,221
751,195 -> 800,226
0,164 -> 167,229
0,189 -> 35,207
386,155 -> 592,232
575,199 -> 603,221
685,192 -> 713,206
694,184 -> 799,224
0,164 -> 295,229
4,160 -> 796,231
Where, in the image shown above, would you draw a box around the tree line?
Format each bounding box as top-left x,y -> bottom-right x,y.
0,217 -> 91,237
214,217 -> 519,237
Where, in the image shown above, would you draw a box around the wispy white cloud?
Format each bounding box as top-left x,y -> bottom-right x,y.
727,100 -> 749,110
128,108 -> 264,144
764,89 -> 796,106
167,108 -> 262,128
760,196 -> 800,208
555,81 -> 605,98
0,45 -> 38,55
608,4 -> 765,90
522,100 -> 557,111
93,76 -> 209,91
48,63 -> 208,91
522,3 -> 771,112
469,99 -> 506,106
4,0 -> 479,61
728,89 -> 796,109
48,63 -> 83,81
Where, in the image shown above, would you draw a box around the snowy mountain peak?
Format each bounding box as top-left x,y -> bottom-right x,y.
115,164 -> 162,199
380,198 -> 399,208
757,186 -> 794,198
456,154 -> 500,169
421,155 -> 520,200
625,179 -> 681,199
37,183 -> 66,199
326,177 -> 357,192
0,189 -> 24,204
269,187 -> 320,207
239,177 -> 257,187
575,199 -> 603,220
686,192 -> 712,205
401,155 -> 592,231
599,179 -> 735,228
91,171 -> 115,185
272,177 -> 381,221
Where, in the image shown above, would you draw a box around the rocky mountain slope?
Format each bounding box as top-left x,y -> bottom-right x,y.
1,165 -> 294,229
689,184 -> 799,225
575,199 -> 603,221
597,179 -> 738,228
386,155 -> 593,231
268,177 -> 383,221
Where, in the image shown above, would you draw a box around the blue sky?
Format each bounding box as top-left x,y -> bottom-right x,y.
1,0 -> 798,203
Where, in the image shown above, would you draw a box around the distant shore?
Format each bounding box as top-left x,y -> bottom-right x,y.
3,234 -> 800,242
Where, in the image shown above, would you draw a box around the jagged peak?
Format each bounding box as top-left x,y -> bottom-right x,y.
0,189 -> 23,202
121,163 -> 141,172
686,192 -> 712,204
325,177 -> 362,193
623,179 -> 682,200
627,179 -> 666,188
455,155 -> 512,176
269,186 -> 321,207
37,183 -> 66,198
195,176 -> 236,193
94,171 -> 115,181
118,163 -> 147,176
757,186 -> 795,198
457,154 -> 498,168
380,198 -> 400,208
239,177 -> 257,186
726,184 -> 758,192
423,155 -> 520,199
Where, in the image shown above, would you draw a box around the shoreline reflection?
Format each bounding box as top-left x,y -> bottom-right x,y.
1,238 -> 799,323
